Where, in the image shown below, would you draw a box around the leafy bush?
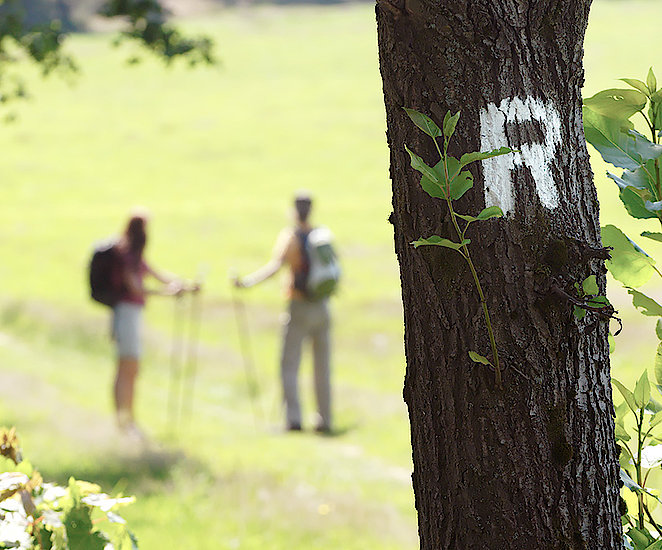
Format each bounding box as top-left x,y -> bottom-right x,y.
584,68 -> 662,550
0,427 -> 138,550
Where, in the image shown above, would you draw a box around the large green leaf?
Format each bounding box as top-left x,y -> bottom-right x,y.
404,145 -> 439,184
404,108 -> 442,139
634,371 -> 651,409
601,225 -> 656,287
608,160 -> 659,219
415,156 -> 475,201
628,289 -> 662,316
616,185 -> 657,219
584,88 -> 647,120
458,147 -> 514,169
418,159 -> 447,199
612,159 -> 660,193
583,108 -> 661,171
449,170 -> 474,200
613,378 -> 639,414
411,236 -> 469,251
628,129 -> 662,163
620,78 -> 651,97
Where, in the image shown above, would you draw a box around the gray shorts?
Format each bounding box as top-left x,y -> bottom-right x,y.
112,302 -> 143,359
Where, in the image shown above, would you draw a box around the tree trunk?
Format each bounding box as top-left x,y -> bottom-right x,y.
375,1 -> 622,548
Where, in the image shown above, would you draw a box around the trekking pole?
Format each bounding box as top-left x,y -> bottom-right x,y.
181,266 -> 208,427
167,292 -> 186,435
229,270 -> 262,426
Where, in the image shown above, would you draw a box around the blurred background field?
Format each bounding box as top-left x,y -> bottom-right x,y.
1,1 -> 661,548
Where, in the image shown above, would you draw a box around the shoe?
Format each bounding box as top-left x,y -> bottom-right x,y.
314,424 -> 332,435
287,422 -> 302,432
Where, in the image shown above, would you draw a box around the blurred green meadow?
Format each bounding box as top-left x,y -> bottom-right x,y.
1,1 -> 661,548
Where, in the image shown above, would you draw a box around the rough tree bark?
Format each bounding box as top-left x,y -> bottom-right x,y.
376,1 -> 622,548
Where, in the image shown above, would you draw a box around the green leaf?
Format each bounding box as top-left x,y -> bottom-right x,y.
442,110 -> 460,139
650,411 -> 662,429
644,539 -> 662,550
634,371 -> 651,409
647,68 -> 657,94
459,147 -> 514,168
615,423 -> 631,442
468,351 -> 492,365
418,159 -> 447,199
615,401 -> 630,424
655,342 -> 662,395
609,332 -> 615,354
411,236 -> 470,251
583,108 -> 662,171
403,108 -> 442,139
601,225 -> 656,287
404,145 -> 440,184
586,295 -> 610,307
415,156 -> 475,201
582,275 -> 599,295
573,306 -> 586,320
613,378 -> 638,414
628,289 -> 662,316
642,232 -> 662,243
476,206 -> 504,221
584,88 -> 647,120
620,78 -> 651,97
449,170 -> 474,200
627,527 -> 653,550
612,159 -> 661,193
656,319 -> 662,340
615,185 -> 657,219
455,213 -> 477,223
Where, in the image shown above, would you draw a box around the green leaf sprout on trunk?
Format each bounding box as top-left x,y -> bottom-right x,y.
403,107 -> 516,389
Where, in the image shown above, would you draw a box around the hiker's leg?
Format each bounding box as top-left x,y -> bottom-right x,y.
281,300 -> 306,429
114,357 -> 139,426
312,300 -> 332,432
112,302 -> 143,428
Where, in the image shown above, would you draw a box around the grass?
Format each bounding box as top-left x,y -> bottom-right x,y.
1,1 -> 662,548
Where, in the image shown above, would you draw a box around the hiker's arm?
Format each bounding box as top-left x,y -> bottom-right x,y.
144,263 -> 193,296
236,230 -> 292,288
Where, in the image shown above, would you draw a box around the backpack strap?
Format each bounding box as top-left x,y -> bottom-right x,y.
293,228 -> 311,295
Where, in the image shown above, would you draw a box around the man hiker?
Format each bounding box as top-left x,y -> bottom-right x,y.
234,193 -> 337,433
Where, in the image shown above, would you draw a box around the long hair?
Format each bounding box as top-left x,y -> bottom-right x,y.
123,215 -> 147,258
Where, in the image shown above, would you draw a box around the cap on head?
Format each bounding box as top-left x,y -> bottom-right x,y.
294,191 -> 312,222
